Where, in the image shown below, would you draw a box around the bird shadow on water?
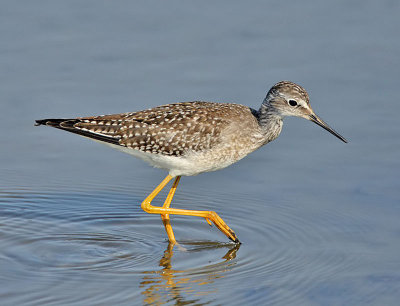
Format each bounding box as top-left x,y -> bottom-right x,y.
139,241 -> 240,305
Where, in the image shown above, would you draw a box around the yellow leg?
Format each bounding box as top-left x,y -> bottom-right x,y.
160,176 -> 181,244
141,175 -> 240,243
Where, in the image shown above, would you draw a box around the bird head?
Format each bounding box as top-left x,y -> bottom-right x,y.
264,81 -> 347,143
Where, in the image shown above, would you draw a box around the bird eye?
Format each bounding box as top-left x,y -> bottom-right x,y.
288,100 -> 297,107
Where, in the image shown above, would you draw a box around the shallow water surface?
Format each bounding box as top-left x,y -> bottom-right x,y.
1,1 -> 400,305
1,174 -> 399,305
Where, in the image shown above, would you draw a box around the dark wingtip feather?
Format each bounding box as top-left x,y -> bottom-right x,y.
35,119 -> 68,126
34,118 -> 120,146
35,119 -> 48,126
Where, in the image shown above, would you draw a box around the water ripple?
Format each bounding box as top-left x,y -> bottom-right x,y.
0,185 -> 394,305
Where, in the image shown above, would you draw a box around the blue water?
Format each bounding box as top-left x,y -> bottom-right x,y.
1,1 -> 400,305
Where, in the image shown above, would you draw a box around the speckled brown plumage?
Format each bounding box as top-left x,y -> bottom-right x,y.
36,101 -> 266,158
119,102 -> 253,156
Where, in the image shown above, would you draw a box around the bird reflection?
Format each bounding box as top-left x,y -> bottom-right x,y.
140,242 -> 240,305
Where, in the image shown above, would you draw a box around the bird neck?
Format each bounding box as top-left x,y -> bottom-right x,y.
257,103 -> 283,142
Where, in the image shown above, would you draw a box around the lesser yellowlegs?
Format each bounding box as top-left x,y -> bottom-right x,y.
35,81 -> 347,244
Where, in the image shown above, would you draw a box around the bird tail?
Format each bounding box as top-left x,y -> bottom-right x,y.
34,118 -> 120,145
35,118 -> 78,127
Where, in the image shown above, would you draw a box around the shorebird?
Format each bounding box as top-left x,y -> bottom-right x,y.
35,81 -> 347,244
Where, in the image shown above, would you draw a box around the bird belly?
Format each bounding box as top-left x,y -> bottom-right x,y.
101,143 -> 206,176
101,142 -> 256,177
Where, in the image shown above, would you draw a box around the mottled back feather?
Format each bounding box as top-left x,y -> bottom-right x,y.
36,102 -> 255,157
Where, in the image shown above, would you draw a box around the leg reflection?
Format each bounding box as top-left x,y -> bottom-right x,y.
140,242 -> 240,305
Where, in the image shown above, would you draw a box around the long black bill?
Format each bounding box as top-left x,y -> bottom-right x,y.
309,114 -> 348,143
